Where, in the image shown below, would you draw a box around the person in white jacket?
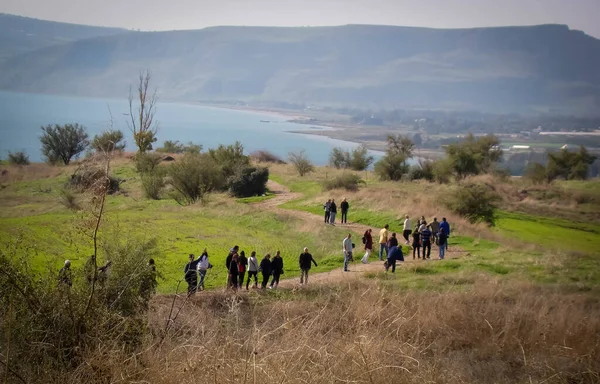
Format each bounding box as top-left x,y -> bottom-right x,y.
197,249 -> 211,291
246,251 -> 259,290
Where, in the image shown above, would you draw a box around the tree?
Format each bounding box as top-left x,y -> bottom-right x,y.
446,183 -> 499,225
374,135 -> 414,181
547,146 -> 597,181
7,151 -> 30,165
349,144 -> 374,171
329,147 -> 350,169
128,71 -> 158,153
289,150 -> 314,176
92,130 -> 126,153
524,162 -> 548,184
40,123 -> 89,165
445,133 -> 502,179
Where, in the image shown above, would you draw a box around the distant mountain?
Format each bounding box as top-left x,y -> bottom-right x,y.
0,14 -> 126,61
1,20 -> 599,114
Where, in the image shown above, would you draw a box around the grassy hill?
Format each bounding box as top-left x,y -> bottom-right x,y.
1,21 -> 600,113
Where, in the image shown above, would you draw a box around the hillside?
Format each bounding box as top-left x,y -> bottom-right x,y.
1,22 -> 600,114
0,13 -> 127,61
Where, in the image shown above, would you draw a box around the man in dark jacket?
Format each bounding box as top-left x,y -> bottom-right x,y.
225,245 -> 239,288
228,253 -> 239,291
323,199 -> 331,223
269,251 -> 284,289
329,199 -> 337,225
260,254 -> 272,289
439,218 -> 450,251
420,225 -> 432,260
299,247 -> 318,285
184,254 -> 199,295
386,245 -> 404,273
340,198 -> 349,224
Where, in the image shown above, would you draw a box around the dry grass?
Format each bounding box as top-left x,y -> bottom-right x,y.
67,279 -> 600,384
0,162 -> 65,184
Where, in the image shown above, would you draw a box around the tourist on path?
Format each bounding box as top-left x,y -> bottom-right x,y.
299,247 -> 318,285
378,224 -> 389,261
238,250 -> 248,287
386,245 -> 404,273
342,233 -> 353,272
420,224 -> 432,260
270,251 -> 284,289
428,217 -> 440,246
323,199 -> 331,224
225,245 -> 239,288
438,228 -> 448,260
439,218 -> 451,251
246,251 -> 259,290
340,198 -> 350,224
361,229 -> 373,264
184,254 -> 199,295
197,249 -> 211,291
260,254 -> 272,289
411,227 -> 421,259
228,253 -> 239,292
58,259 -> 72,287
388,232 -> 399,248
329,199 -> 337,225
402,215 -> 412,244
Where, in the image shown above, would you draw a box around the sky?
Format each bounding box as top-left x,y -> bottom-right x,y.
1,0 -> 600,38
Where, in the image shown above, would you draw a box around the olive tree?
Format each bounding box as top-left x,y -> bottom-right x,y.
40,123 -> 89,165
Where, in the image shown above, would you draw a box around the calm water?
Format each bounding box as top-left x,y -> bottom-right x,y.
0,91 -> 370,165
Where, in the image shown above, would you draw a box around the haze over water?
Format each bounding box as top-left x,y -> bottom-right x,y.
0,91 -> 365,164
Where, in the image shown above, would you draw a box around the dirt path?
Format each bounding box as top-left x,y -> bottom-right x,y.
254,180 -> 467,288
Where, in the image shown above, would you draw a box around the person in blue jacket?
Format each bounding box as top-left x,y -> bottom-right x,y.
439,218 -> 450,251
385,245 -> 404,273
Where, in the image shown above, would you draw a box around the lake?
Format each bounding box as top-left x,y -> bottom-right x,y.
0,91 -> 372,165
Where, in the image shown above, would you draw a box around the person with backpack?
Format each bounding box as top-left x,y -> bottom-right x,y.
340,198 -> 350,224
361,229 -> 373,264
323,199 -> 331,224
329,199 -> 337,225
402,215 -> 412,245
184,254 -> 199,295
420,224 -> 432,260
237,250 -> 248,287
439,218 -> 451,251
299,247 -> 318,285
438,227 -> 448,260
197,249 -> 211,291
260,254 -> 272,289
270,251 -> 284,289
385,245 -> 404,273
378,224 -> 389,261
246,251 -> 259,290
342,233 -> 353,272
411,226 -> 421,259
228,252 -> 239,292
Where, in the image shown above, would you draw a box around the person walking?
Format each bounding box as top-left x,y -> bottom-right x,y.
342,233 -> 353,272
329,199 -> 337,225
270,251 -> 284,289
411,227 -> 421,259
225,245 -> 239,288
378,224 -> 389,261
260,254 -> 272,289
429,217 -> 440,246
402,215 -> 412,245
228,253 -> 239,292
299,247 -> 318,285
323,199 -> 331,224
246,251 -> 259,290
58,259 -> 72,287
340,198 -> 350,224
184,254 -> 199,295
386,245 -> 404,273
197,249 -> 211,291
388,232 -> 399,248
439,218 -> 451,251
238,250 -> 248,288
420,224 -> 432,260
438,228 -> 448,260
361,229 -> 373,264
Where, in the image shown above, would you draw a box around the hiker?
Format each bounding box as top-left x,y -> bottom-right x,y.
378,224 -> 389,261
342,233 -> 353,272
420,224 -> 432,260
299,247 -> 318,285
141,258 -> 159,299
439,218 -> 451,251
411,226 -> 421,259
340,198 -> 349,224
225,245 -> 239,288
438,228 -> 448,260
429,217 -> 440,246
323,199 -> 331,223
260,254 -> 272,289
386,245 -> 404,273
270,250 -> 284,289
402,215 -> 412,245
197,249 -> 211,291
184,254 -> 199,295
246,251 -> 259,290
361,229 -> 373,264
329,199 -> 337,225
419,215 -> 427,227
228,253 -> 239,292
388,232 -> 399,248
58,259 -> 72,287
238,250 -> 248,287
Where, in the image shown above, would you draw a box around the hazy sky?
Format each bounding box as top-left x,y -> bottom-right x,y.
1,0 -> 600,38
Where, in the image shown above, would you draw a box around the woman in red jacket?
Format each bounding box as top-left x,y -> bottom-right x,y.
361,228 -> 373,264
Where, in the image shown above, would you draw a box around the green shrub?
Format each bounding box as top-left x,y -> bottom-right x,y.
167,152 -> 224,205
59,188 -> 79,210
329,147 -> 351,169
40,123 -> 90,165
349,144 -> 374,171
68,165 -> 120,194
547,146 -> 596,181
92,130 -> 126,153
208,141 -> 250,180
227,166 -> 269,197
446,183 -> 499,225
432,158 -> 454,184
289,150 -> 314,176
407,160 -> 435,181
141,171 -> 165,200
322,173 -> 365,191
7,151 -> 30,165
524,162 -> 548,184
135,152 -> 163,174
374,153 -> 408,181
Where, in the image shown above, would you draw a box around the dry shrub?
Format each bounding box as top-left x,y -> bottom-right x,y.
68,165 -> 120,194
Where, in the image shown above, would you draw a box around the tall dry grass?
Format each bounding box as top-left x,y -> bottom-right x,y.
66,279 -> 600,384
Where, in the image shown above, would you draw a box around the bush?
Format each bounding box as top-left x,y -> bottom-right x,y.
250,150 -> 286,164
349,144 -> 374,171
446,183 -> 499,225
432,158 -> 454,184
135,152 -> 163,174
546,146 -> 596,181
141,171 -> 165,200
407,160 -> 435,181
92,130 -> 126,153
289,150 -> 314,176
227,166 -> 269,197
167,152 -> 224,205
7,151 -> 30,165
322,173 -> 365,191
59,188 -> 79,210
329,147 -> 351,169
374,153 -> 408,181
445,133 -> 502,179
40,123 -> 90,165
208,141 -> 250,181
68,165 -> 120,194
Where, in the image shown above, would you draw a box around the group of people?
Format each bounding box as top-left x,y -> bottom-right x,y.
323,198 -> 350,225
184,246 -> 318,294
